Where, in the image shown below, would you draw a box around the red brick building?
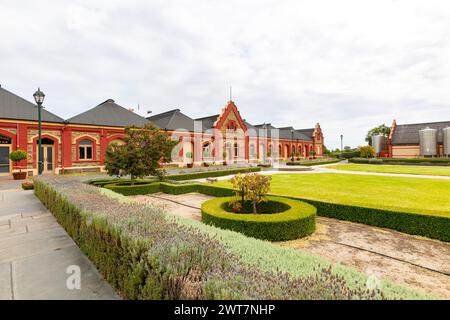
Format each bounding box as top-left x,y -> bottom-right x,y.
0,85 -> 324,176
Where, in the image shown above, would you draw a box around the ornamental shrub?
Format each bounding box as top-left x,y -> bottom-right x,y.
231,173 -> 272,213
201,196 -> 316,241
9,149 -> 27,172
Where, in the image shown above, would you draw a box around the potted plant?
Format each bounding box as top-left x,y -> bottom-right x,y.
9,149 -> 28,180
222,151 -> 227,165
185,151 -> 193,168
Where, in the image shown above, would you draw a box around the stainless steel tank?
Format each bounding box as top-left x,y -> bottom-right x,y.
372,134 -> 387,154
419,127 -> 437,156
443,127 -> 450,156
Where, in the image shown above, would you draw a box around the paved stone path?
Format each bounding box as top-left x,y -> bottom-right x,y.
0,178 -> 118,300
131,192 -> 450,299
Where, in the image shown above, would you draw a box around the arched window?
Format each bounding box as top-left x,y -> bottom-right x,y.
278,145 -> 282,157
79,139 -> 93,160
0,134 -> 11,144
203,142 -> 211,158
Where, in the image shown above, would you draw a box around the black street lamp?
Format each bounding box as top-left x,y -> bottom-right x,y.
33,88 -> 45,175
290,129 -> 294,162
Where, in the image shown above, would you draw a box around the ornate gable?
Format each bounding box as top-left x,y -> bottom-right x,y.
213,101 -> 248,133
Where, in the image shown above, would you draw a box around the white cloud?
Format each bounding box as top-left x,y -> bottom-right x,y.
1,0 -> 449,149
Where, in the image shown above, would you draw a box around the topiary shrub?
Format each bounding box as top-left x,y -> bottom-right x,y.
201,196 -> 316,241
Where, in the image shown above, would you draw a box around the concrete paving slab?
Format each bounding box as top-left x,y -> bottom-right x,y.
12,245 -> 119,300
0,178 -> 119,300
0,262 -> 12,300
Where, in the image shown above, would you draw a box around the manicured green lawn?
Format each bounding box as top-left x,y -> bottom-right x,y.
325,163 -> 450,177
214,173 -> 450,218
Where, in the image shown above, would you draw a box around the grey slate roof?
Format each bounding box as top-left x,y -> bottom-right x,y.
195,115 -> 219,131
253,123 -> 278,138
147,109 -> 197,132
392,121 -> 450,145
278,126 -> 312,140
243,120 -> 258,137
252,124 -> 313,140
67,99 -> 149,127
296,128 -> 314,139
0,86 -> 64,123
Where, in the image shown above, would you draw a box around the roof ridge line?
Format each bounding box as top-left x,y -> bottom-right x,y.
195,114 -> 219,120
148,108 -> 181,119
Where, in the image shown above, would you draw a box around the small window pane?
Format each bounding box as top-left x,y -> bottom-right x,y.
86,147 -> 92,159
79,147 -> 85,159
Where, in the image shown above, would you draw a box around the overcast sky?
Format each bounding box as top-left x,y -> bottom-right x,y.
1,0 -> 450,149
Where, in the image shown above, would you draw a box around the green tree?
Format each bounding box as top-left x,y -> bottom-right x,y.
9,149 -> 27,173
105,123 -> 178,182
366,124 -> 391,145
231,173 -> 272,213
359,145 -> 376,158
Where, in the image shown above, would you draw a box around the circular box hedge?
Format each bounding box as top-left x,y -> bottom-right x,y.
201,196 -> 316,241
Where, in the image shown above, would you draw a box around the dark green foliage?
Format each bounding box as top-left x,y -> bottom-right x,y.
365,124 -> 391,145
286,159 -> 341,166
105,123 -> 178,180
9,149 -> 27,162
349,157 -> 450,166
167,167 -> 260,181
281,196 -> 450,242
201,196 -> 316,241
338,150 -> 361,159
104,182 -> 161,196
223,200 -> 291,214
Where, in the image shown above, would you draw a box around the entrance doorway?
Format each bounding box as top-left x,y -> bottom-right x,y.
0,135 -> 12,175
39,138 -> 54,174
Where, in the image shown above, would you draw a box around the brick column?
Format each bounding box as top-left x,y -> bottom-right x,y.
61,127 -> 72,171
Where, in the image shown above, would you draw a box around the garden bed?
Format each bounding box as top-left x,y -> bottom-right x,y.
89,172 -> 450,242
201,196 -> 316,241
33,175 -> 429,299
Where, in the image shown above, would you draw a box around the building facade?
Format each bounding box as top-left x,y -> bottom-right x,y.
0,85 -> 324,176
387,119 -> 450,158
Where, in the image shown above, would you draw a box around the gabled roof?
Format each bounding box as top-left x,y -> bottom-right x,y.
253,123 -> 277,138
195,115 -> 219,131
392,121 -> 450,145
67,99 -> 149,127
277,127 -> 313,140
243,120 -> 257,137
251,124 -> 313,140
0,86 -> 64,123
295,128 -> 314,140
148,109 -> 196,132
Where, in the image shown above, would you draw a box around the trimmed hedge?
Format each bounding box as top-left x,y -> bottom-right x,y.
349,157 -> 450,166
201,196 -> 316,241
104,182 -> 161,196
104,181 -> 236,197
286,159 -> 341,166
279,195 -> 450,242
167,167 -> 260,181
